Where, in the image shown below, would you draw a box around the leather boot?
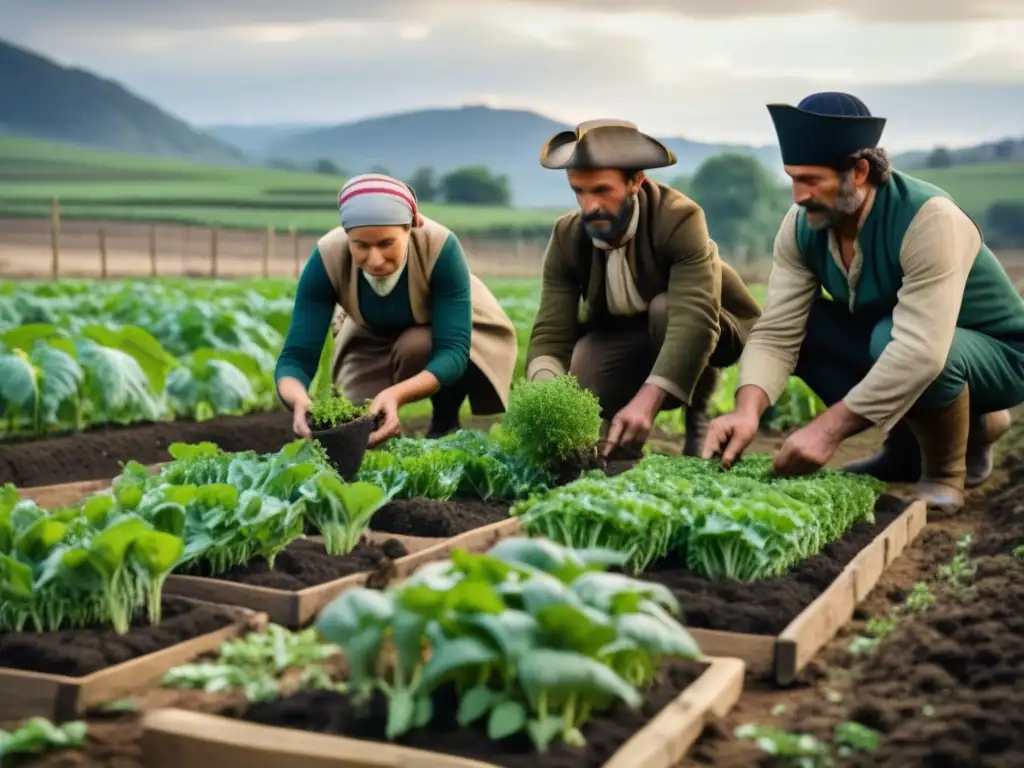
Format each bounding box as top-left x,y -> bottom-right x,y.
683,367 -> 722,457
902,388 -> 971,514
841,420 -> 921,482
426,384 -> 464,439
965,409 -> 1012,488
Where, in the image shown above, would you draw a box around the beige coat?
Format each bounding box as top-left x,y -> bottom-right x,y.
317,217 -> 519,412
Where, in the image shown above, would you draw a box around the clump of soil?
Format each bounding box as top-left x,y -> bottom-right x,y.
0,411 -> 294,487
640,495 -> 908,635
193,537 -> 409,591
236,658 -> 706,768
0,597 -> 238,677
369,497 -> 511,538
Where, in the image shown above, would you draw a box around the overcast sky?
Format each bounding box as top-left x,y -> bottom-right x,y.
3,0 -> 1024,148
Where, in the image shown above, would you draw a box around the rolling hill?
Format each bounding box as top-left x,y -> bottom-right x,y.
0,39 -> 244,166
207,106 -> 784,206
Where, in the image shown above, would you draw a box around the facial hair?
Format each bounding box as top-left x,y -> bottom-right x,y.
803,172 -> 867,231
582,194 -> 635,242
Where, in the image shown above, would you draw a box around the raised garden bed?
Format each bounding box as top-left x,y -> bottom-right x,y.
163,518 -> 522,627
640,496 -> 927,684
0,411 -> 295,487
0,597 -> 266,722
139,656 -> 745,768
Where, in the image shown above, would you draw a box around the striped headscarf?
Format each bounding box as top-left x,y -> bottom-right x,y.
337,174 -> 424,230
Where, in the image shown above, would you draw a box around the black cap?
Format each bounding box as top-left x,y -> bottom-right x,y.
767,92 -> 886,166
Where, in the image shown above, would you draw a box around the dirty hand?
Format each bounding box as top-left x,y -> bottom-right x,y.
292,393 -> 313,438
701,412 -> 759,469
602,400 -> 655,458
368,388 -> 402,448
772,420 -> 840,476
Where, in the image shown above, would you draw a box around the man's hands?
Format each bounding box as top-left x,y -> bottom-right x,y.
368,386 -> 402,447
601,383 -> 666,458
772,401 -> 870,475
701,384 -> 770,469
701,411 -> 760,469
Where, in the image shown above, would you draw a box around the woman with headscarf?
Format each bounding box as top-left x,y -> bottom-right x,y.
274,174 -> 518,447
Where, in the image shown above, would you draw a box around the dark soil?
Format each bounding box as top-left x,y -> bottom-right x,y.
0,597 -> 238,677
824,460 -> 1024,768
0,410 -> 295,488
191,536 -> 409,591
641,495 -> 909,635
369,497 -> 512,538
235,658 -> 706,768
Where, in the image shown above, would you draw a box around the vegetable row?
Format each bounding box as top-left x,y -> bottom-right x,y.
511,454 -> 885,581
0,439 -> 388,634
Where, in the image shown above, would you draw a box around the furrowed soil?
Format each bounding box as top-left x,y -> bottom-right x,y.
234,658 -> 706,768
188,536 -> 409,590
369,497 -> 512,537
0,597 -> 238,677
0,411 -> 294,487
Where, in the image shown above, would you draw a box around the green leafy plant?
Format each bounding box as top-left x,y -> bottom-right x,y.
499,375 -> 602,470
0,717 -> 87,763
512,454 -> 883,579
315,536 -> 701,753
308,391 -> 369,431
161,624 -> 345,703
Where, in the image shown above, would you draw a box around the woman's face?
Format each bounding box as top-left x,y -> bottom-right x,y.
347,225 -> 411,277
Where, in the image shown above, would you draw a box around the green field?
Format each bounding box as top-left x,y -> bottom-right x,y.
0,136 -> 563,236
2,134 -> 1021,239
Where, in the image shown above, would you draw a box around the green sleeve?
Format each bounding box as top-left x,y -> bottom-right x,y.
425,234 -> 473,386
274,247 -> 337,392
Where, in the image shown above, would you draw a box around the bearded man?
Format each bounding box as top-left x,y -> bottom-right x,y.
703,92 -> 1024,513
525,119 -> 762,456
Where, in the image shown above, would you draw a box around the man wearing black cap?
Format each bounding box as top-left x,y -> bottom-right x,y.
525,119 -> 762,457
703,92 -> 1024,512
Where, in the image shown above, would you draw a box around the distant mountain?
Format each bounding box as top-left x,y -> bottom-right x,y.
0,39 -> 244,165
223,106 -> 783,206
204,123 -> 329,158
894,137 -> 1024,170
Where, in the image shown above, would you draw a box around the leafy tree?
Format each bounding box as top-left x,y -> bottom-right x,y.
441,165 -> 512,206
408,166 -> 440,202
314,158 -> 341,175
926,147 -> 953,169
689,154 -> 778,259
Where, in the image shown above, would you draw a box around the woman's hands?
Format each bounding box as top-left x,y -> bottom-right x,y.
368,387 -> 402,447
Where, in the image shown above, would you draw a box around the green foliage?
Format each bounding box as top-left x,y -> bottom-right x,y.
308,392 -> 368,430
161,624 -> 344,703
0,717 -> 87,762
440,165 -> 512,206
315,536 -> 700,752
512,454 -> 884,579
357,429 -> 550,502
501,375 -> 603,469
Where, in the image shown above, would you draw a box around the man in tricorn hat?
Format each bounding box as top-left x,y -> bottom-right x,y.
525,119 -> 762,456
703,92 -> 1024,512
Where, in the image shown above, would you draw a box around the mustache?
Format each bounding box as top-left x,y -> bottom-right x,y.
582,211 -> 617,223
801,202 -> 831,213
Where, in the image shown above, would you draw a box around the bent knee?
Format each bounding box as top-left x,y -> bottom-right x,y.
391,326 -> 433,370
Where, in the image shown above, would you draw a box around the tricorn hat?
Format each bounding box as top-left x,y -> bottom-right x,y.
767,92 -> 887,167
539,119 -> 677,170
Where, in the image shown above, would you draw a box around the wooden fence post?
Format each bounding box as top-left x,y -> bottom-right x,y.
290,227 -> 299,277
50,197 -> 60,279
149,225 -> 157,277
210,228 -> 219,278
263,225 -> 274,278
98,225 -> 108,279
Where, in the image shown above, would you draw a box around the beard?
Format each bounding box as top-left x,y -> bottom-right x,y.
582,195 -> 636,242
803,172 -> 867,231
